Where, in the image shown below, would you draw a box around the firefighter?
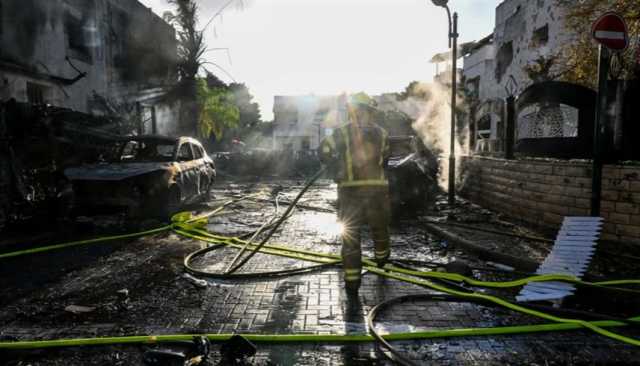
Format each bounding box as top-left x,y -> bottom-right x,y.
319,93 -> 391,296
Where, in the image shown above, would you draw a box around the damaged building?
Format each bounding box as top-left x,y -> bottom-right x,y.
272,95 -> 348,153
0,0 -> 179,135
272,93 -> 420,154
462,0 -> 574,153
458,0 -> 640,245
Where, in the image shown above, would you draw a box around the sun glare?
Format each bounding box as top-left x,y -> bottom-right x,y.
300,213 -> 344,238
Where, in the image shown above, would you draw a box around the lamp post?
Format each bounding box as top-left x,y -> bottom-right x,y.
431,0 -> 458,206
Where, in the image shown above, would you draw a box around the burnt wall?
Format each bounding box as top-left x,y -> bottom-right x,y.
0,0 -> 63,63
108,0 -> 177,83
0,0 -> 177,113
460,156 -> 640,245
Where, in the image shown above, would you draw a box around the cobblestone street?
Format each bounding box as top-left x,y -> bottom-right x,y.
1,179 -> 640,365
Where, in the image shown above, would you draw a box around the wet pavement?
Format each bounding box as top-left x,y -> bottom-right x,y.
1,178 -> 640,365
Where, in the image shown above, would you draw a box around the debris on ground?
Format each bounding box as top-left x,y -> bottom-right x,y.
64,305 -> 96,314
0,179 -> 639,365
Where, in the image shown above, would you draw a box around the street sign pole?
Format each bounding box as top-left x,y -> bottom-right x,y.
589,12 -> 628,217
591,45 -> 610,217
448,12 -> 458,206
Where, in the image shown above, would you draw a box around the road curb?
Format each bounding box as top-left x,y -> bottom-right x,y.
424,223 -> 540,272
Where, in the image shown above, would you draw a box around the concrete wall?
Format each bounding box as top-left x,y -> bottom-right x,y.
463,43 -> 496,102
460,156 -> 640,245
491,0 -> 573,99
463,0 -> 574,104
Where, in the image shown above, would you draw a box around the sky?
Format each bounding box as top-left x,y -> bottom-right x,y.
139,0 -> 502,120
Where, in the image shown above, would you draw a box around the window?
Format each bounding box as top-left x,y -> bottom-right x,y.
118,140 -> 175,162
477,115 -> 492,139
532,25 -> 549,47
177,144 -> 194,161
27,82 -> 47,105
65,0 -> 95,62
191,144 -> 204,159
301,137 -> 310,150
495,42 -> 513,83
281,109 -> 298,125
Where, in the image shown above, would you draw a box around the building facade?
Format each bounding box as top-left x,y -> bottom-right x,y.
462,0 -> 575,152
272,95 -> 348,153
0,0 -> 179,135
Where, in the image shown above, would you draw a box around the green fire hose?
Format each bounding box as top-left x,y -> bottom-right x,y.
0,170 -> 639,359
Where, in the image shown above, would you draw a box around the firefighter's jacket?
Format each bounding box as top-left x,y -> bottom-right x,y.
319,122 -> 390,188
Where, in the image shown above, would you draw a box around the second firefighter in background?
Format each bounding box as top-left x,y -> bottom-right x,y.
319,93 -> 391,296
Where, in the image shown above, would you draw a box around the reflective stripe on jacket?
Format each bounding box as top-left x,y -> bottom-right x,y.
319,122 -> 389,188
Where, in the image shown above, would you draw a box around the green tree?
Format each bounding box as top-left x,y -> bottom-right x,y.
165,1 -> 244,139
556,0 -> 639,87
229,83 -> 261,129
165,0 -> 205,136
197,79 -> 239,140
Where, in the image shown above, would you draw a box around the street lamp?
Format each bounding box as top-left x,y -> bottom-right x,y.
430,0 -> 458,206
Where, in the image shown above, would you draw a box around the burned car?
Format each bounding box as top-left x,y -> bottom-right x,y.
65,136 -> 215,219
386,135 -> 439,214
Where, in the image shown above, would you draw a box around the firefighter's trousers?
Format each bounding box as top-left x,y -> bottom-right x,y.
338,186 -> 391,290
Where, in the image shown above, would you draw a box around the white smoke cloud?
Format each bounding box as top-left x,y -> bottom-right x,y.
396,82 -> 468,190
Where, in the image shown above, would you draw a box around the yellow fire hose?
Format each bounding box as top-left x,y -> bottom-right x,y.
0,192 -> 639,353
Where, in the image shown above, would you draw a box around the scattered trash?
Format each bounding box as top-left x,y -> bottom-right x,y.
116,288 -> 129,298
423,344 -> 446,360
486,261 -> 515,272
190,336 -> 211,363
64,305 -> 96,314
183,273 -> 208,288
143,349 -> 187,366
445,260 -> 473,277
143,336 -> 210,366
220,335 -> 257,362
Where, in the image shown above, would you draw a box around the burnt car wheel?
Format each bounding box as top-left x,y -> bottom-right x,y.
0,205 -> 8,232
163,185 -> 181,220
201,176 -> 214,200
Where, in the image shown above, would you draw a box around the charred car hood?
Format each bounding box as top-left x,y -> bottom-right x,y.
388,153 -> 425,170
65,162 -> 173,181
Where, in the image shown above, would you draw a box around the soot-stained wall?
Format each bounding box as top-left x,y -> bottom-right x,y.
0,0 -> 177,114
460,156 -> 640,245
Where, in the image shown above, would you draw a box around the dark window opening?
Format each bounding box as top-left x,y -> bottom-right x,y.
532,24 -> 549,47
477,115 -> 491,139
0,1 -> 3,38
65,14 -> 91,61
301,137 -> 310,150
191,144 -> 204,159
495,42 -> 513,83
27,82 -> 46,105
111,8 -> 131,69
284,110 -> 298,125
178,144 -> 194,161
466,77 -> 480,99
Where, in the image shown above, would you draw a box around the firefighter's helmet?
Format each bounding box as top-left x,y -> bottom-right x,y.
348,93 -> 377,111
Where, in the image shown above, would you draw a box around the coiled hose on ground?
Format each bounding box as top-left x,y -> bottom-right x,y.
1,168 -> 640,364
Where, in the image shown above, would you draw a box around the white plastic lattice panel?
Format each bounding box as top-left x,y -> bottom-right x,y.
516,216 -> 602,302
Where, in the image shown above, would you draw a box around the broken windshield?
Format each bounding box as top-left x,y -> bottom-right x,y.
117,140 -> 176,162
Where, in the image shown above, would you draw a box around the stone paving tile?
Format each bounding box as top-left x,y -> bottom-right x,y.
1,181 -> 640,365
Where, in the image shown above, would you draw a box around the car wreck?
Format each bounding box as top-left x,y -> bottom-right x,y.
65,136 -> 215,219
386,135 -> 439,214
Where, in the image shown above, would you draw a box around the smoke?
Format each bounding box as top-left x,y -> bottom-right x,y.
397,82 -> 469,190
196,0 -> 255,13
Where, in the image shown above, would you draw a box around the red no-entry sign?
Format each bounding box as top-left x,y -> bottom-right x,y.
592,12 -> 629,51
